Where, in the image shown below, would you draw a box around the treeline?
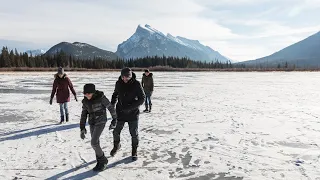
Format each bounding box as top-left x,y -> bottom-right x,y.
0,47 -> 232,69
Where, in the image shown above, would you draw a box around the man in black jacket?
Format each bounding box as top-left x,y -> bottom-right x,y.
110,67 -> 145,161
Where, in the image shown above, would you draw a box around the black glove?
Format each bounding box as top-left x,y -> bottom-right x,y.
49,98 -> 53,105
109,119 -> 117,130
80,128 -> 87,139
75,96 -> 78,102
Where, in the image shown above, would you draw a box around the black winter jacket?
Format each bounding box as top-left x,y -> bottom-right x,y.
111,72 -> 145,121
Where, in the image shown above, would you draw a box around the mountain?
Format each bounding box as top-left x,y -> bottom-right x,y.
26,49 -> 46,57
116,24 -> 230,63
45,42 -> 117,60
239,31 -> 320,68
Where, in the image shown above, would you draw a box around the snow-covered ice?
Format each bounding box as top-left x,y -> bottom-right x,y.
0,71 -> 320,180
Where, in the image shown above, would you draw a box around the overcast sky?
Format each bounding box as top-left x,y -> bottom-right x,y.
0,0 -> 319,61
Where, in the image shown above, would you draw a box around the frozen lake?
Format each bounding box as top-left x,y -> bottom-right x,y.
0,71 -> 319,180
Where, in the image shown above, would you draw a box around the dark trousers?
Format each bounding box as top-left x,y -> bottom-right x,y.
113,120 -> 139,147
90,123 -> 106,157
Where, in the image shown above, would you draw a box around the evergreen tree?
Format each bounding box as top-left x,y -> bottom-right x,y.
9,50 -> 15,67
0,47 -> 11,67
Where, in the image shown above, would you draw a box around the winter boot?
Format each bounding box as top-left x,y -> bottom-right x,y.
132,146 -> 138,161
110,142 -> 121,157
149,104 -> 152,112
92,155 -> 100,171
59,116 -> 64,124
143,104 -> 148,112
93,154 -> 108,171
65,113 -> 69,122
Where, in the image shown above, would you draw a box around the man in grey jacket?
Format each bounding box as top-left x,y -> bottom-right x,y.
80,83 -> 117,171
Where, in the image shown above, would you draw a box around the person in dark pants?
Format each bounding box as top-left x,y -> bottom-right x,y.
110,67 -> 145,161
80,84 -> 117,171
50,67 -> 77,123
141,69 -> 154,112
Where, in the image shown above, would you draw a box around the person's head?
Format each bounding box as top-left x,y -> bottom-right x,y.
121,67 -> 132,83
144,69 -> 150,76
83,83 -> 96,100
57,67 -> 64,78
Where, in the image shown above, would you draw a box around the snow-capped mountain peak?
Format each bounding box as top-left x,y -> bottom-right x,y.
144,24 -> 165,36
116,24 -> 231,62
136,24 -> 155,34
166,33 -> 189,46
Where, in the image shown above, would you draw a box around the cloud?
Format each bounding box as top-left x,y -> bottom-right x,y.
287,0 -> 320,17
0,0 -> 236,49
0,0 -> 319,61
192,0 -> 320,60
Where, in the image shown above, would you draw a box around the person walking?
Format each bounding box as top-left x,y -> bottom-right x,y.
141,69 -> 154,112
50,67 -> 77,123
110,67 -> 145,161
80,83 -> 117,171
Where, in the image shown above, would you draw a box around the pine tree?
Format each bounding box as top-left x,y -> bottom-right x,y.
9,50 -> 15,67
0,47 -> 11,67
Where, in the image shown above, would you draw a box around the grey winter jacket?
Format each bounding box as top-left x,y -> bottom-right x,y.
80,90 -> 117,130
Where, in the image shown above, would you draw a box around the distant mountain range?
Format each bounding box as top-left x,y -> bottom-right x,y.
26,49 -> 46,57
45,42 -> 117,60
1,25 -> 319,67
239,31 -> 320,68
116,24 -> 231,63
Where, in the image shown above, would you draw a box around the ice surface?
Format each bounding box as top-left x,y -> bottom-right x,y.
0,72 -> 320,180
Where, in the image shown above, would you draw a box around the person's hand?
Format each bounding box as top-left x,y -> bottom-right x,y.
109,119 -> 117,130
80,128 -> 87,139
49,98 -> 53,105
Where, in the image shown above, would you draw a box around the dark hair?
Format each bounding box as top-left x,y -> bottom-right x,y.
144,69 -> 149,73
121,67 -> 132,77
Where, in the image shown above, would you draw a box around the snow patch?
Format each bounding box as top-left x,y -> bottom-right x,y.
145,24 -> 165,36
73,42 -> 88,48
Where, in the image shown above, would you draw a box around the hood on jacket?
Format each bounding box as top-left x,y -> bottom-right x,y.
83,90 -> 104,101
143,73 -> 153,77
54,73 -> 67,79
92,90 -> 104,100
